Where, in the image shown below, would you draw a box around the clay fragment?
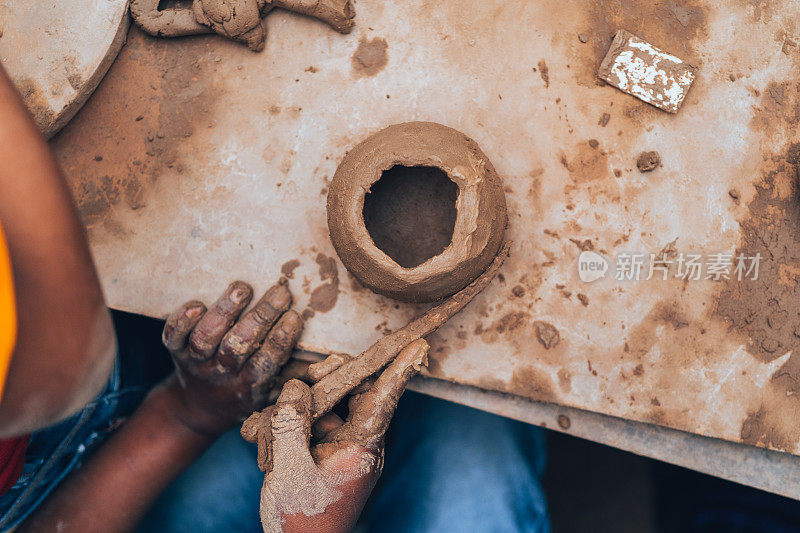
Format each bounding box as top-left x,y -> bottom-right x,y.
129,0 -> 211,37
534,321 -> 560,349
636,151 -> 661,172
598,30 -> 696,113
327,122 -> 508,303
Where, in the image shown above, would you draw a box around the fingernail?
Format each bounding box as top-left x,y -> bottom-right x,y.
230,284 -> 250,303
185,305 -> 204,318
268,285 -> 291,309
281,311 -> 302,333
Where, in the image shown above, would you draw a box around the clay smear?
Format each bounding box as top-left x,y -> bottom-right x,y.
351,36 -> 389,77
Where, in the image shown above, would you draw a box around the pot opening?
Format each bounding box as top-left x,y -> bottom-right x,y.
363,165 -> 458,269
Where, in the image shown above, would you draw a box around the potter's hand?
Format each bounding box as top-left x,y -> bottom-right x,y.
242,339 -> 429,533
162,279 -> 303,436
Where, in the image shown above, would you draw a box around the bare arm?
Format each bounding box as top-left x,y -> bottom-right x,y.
19,280 -> 304,532
0,63 -> 115,436
18,383 -> 216,533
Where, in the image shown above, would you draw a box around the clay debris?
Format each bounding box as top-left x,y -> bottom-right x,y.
637,151 -> 661,172
534,321 -> 560,349
598,30 -> 696,113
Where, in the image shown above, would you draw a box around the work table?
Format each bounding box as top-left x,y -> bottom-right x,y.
30,0 -> 800,498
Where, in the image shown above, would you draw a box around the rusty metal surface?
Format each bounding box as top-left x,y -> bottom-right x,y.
0,0 -> 129,137
51,1 -> 800,456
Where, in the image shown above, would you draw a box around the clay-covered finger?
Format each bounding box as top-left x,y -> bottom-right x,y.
269,379 -> 315,472
217,280 -> 292,371
243,310 -> 304,392
163,301 -> 207,355
323,339 -> 429,446
241,407 -> 274,471
188,281 -> 253,360
241,409 -> 269,444
307,353 -> 352,383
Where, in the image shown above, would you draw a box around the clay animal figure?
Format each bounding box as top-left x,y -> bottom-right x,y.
130,0 -> 354,51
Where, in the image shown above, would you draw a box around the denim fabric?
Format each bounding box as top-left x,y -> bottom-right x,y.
136,391 -> 551,533
137,429 -> 265,533
0,357 -> 149,531
360,392 -> 551,533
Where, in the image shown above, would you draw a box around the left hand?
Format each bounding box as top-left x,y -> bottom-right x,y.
160,278 -> 304,436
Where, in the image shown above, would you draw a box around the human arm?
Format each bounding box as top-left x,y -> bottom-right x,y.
0,63 -> 115,435
19,279 -> 303,532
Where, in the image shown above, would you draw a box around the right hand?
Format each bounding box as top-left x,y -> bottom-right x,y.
160,278 -> 303,436
242,339 -> 429,533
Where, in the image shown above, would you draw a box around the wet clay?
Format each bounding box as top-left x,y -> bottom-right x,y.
717,144 -> 800,362
130,0 -> 355,51
327,122 -> 508,303
351,37 -> 389,77
636,151 -> 661,172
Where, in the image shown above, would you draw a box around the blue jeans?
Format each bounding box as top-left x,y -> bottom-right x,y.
360,392 -> 550,533
0,357 -> 151,531
139,392 -> 551,533
0,311 -> 170,531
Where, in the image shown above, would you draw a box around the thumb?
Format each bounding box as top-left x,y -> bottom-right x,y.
268,379 -> 315,472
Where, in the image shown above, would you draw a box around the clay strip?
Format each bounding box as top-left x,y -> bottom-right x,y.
309,241 -> 511,420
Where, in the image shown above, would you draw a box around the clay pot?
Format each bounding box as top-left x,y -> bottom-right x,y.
327,122 -> 507,302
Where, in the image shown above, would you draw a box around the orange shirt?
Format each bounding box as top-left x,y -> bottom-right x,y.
0,222 -> 25,497
0,221 -> 15,401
